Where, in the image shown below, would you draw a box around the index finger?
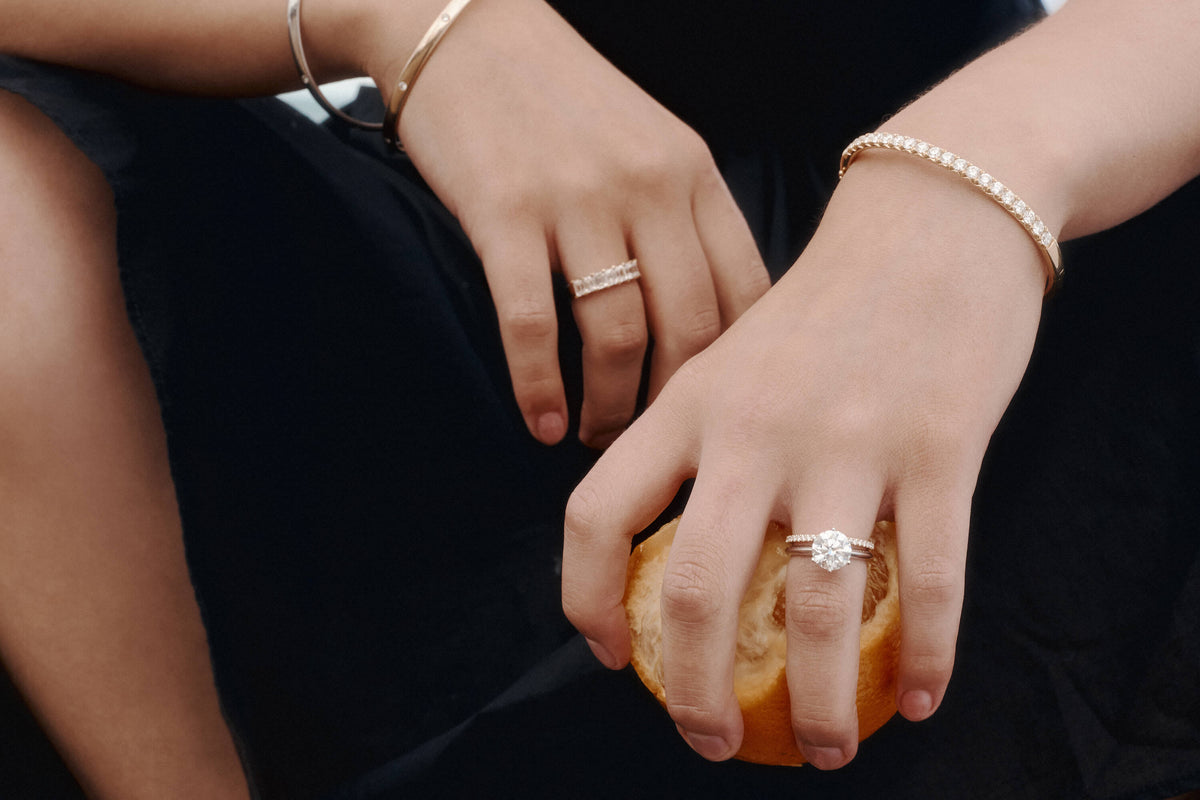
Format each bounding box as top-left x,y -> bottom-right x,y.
561,388 -> 697,669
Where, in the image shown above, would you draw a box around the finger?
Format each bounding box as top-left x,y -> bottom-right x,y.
474,219 -> 567,445
892,471 -> 973,723
658,459 -> 777,762
785,474 -> 884,770
562,392 -> 698,670
692,164 -> 771,325
628,211 -> 721,400
557,217 -> 647,449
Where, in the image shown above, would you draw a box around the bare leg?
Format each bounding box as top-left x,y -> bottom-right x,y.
0,89 -> 249,799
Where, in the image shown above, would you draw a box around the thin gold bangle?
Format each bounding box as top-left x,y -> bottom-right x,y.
383,0 -> 475,153
839,132 -> 1063,295
286,0 -> 382,130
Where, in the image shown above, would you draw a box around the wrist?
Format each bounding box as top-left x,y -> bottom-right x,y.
293,0 -> 447,85
808,156 -> 1048,306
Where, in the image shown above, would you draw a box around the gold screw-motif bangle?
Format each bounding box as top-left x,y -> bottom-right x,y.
840,132 -> 1063,294
383,0 -> 475,153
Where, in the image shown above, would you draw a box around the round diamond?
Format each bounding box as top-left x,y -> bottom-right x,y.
916,142 -> 929,155
1013,200 -> 1027,214
991,181 -> 1005,197
940,152 -> 954,165
1032,220 -> 1046,235
1041,231 -> 1054,246
881,133 -> 894,144
979,173 -> 992,187
1022,209 -> 1036,224
398,81 -> 409,92
953,158 -> 968,172
928,146 -> 942,160
903,137 -> 917,150
966,165 -> 981,180
811,529 -> 853,572
1002,190 -> 1015,206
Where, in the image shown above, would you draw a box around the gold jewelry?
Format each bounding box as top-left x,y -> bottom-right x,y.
569,259 -> 641,299
286,0 -> 382,130
839,133 -> 1063,294
383,0 -> 475,152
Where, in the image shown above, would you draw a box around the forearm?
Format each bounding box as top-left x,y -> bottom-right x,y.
0,0 -> 443,95
878,0 -> 1200,242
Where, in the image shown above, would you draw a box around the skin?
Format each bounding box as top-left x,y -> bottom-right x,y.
0,0 -> 765,794
0,0 -> 770,449
562,0 -> 1200,770
0,90 -> 249,800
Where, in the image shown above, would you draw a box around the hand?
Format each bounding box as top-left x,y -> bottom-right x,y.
361,0 -> 769,447
561,157 -> 1047,768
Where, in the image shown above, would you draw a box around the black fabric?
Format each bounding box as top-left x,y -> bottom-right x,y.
2,0 -> 1198,797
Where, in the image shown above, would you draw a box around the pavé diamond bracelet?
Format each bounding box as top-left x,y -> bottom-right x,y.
839,132 -> 1063,295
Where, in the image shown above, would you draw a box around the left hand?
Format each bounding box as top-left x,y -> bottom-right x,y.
561,155 -> 1047,768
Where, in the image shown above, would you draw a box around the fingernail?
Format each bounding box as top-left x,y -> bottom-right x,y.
682,731 -> 733,761
536,412 -> 566,444
802,745 -> 848,770
584,638 -> 618,670
901,689 -> 934,720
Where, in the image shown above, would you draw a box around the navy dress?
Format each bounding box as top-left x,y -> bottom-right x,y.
2,1 -> 1198,797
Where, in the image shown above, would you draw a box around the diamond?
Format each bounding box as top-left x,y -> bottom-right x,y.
940,152 -> 954,165
1032,220 -> 1045,235
1041,231 -> 1054,246
953,158 -> 967,172
1022,209 -> 1036,224
811,529 -> 853,572
903,137 -> 917,150
441,12 -> 451,21
916,142 -> 929,154
1013,200 -> 1027,214
928,146 -> 942,159
979,173 -> 992,187
1002,190 -> 1015,206
991,182 -> 1005,197
398,81 -> 409,92
966,165 -> 980,180
881,133 -> 893,144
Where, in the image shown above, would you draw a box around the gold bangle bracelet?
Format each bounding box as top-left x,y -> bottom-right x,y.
839,132 -> 1063,295
383,0 -> 475,153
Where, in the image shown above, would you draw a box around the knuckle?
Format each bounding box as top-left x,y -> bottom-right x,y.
499,302 -> 556,347
905,412 -> 976,475
792,714 -> 856,749
660,557 -> 727,627
903,555 -> 963,610
665,700 -> 726,734
666,305 -> 722,358
787,584 -> 854,643
465,184 -> 538,230
904,651 -> 956,688
590,319 -> 648,364
554,167 -> 611,210
563,483 -> 604,546
736,260 -> 772,303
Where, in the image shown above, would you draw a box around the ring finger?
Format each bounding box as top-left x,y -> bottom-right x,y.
557,217 -> 648,449
785,472 -> 884,770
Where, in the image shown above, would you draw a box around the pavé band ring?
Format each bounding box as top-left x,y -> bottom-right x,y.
785,529 -> 874,572
569,259 -> 641,300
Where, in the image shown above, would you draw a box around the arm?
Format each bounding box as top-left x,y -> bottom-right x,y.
563,0 -> 1200,768
0,0 -> 770,448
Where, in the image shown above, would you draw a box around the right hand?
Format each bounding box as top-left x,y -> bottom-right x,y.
359,0 -> 770,448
